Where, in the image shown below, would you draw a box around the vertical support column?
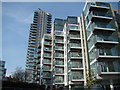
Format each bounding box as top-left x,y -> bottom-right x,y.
110,79 -> 114,90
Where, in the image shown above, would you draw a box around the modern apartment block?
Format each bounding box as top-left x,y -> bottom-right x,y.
39,34 -> 53,85
64,16 -> 86,89
26,9 -> 52,83
26,2 -> 120,90
81,2 -> 120,89
53,18 -> 66,87
0,60 -> 6,80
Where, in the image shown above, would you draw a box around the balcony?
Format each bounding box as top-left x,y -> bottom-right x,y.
44,42 -> 51,46
95,48 -> 120,60
43,66 -> 51,71
55,46 -> 64,51
97,63 -> 120,79
43,54 -> 51,58
55,76 -> 64,84
69,34 -> 81,40
71,72 -> 84,82
44,35 -> 52,40
69,43 -> 82,50
90,11 -> 113,21
55,39 -> 64,44
42,74 -> 52,78
94,35 -> 119,47
42,80 -> 51,85
68,25 -> 80,31
71,62 -> 83,70
55,68 -> 64,75
43,59 -> 51,65
68,52 -> 82,59
92,22 -> 116,33
89,2 -> 110,11
54,54 -> 64,59
54,60 -> 64,67
55,32 -> 64,37
55,80 -> 64,84
44,48 -> 51,52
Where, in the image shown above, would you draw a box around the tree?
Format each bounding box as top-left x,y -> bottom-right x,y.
86,69 -> 97,89
11,67 -> 29,82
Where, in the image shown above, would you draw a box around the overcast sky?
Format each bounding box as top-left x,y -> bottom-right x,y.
2,2 -> 119,76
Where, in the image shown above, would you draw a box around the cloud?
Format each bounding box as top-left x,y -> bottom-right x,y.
3,11 -> 33,24
22,13 -> 33,24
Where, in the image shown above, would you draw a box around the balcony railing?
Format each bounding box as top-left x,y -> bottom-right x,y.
55,80 -> 64,83
94,35 -> 118,42
44,48 -> 51,51
55,46 -> 64,50
55,32 -> 63,36
91,11 -> 112,18
95,48 -> 120,59
44,42 -> 51,45
69,43 -> 81,48
55,68 -> 64,74
68,25 -> 80,30
43,67 -> 51,71
90,2 -> 110,8
43,74 -> 52,78
69,34 -> 80,38
71,63 -> 83,68
55,61 -> 64,65
43,59 -> 51,64
55,40 -> 64,43
97,63 -> 120,75
71,72 -> 84,80
54,54 -> 64,57
43,54 -> 51,57
69,53 -> 82,58
93,22 -> 116,30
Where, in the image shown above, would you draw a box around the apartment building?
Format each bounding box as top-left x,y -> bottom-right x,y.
53,18 -> 66,88
26,2 -> 120,90
26,9 -> 52,83
64,16 -> 86,90
81,2 -> 120,89
0,60 -> 6,80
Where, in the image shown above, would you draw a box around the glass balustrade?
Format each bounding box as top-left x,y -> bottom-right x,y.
55,32 -> 63,36
55,68 -> 64,74
69,52 -> 82,57
55,76 -> 64,83
55,46 -> 64,50
68,25 -> 80,30
91,2 -> 109,8
69,34 -> 80,38
44,47 -> 51,51
44,42 -> 51,45
71,61 -> 83,68
55,60 -> 64,65
98,61 -> 120,72
93,22 -> 115,29
43,59 -> 51,64
71,72 -> 83,80
43,66 -> 51,71
91,11 -> 112,17
95,35 -> 118,42
69,43 -> 81,47
55,39 -> 64,43
54,53 -> 64,57
43,53 -> 51,57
